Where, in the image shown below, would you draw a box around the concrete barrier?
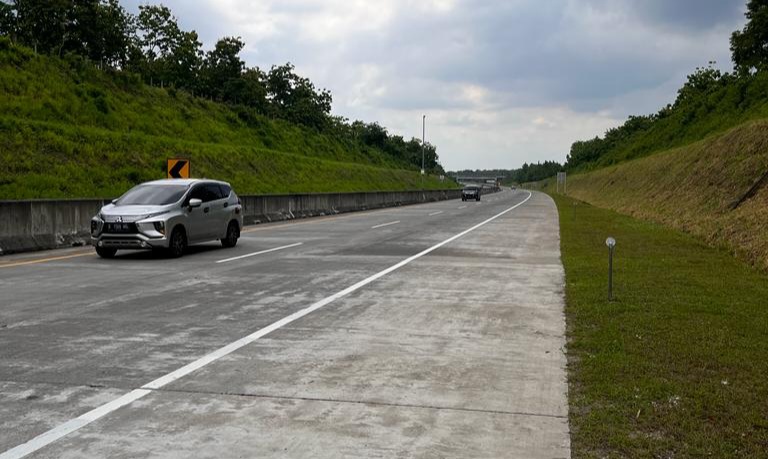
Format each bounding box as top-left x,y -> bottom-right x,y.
240,189 -> 462,225
0,189 -> 463,255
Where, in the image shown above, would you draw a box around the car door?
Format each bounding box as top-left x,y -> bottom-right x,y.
205,183 -> 230,239
185,184 -> 216,242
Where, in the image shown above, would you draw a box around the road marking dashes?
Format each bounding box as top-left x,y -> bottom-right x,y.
216,242 -> 303,263
371,221 -> 400,229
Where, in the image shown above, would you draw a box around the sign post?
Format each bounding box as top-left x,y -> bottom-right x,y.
606,237 -> 616,301
167,159 -> 190,179
557,172 -> 567,194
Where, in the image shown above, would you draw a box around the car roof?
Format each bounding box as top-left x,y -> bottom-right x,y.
141,179 -> 229,186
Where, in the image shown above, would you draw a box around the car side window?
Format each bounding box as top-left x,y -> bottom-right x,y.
205,184 -> 224,201
219,184 -> 231,199
189,185 -> 206,202
189,184 -> 220,203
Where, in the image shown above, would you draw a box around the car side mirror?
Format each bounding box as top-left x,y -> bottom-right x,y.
111,199 -> 117,204
188,198 -> 202,209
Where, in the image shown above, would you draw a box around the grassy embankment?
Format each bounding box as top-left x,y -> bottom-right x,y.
553,192 -> 768,458
538,120 -> 768,270
0,40 -> 451,199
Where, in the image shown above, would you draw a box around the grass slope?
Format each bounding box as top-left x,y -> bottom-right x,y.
542,119 -> 768,270
0,40 -> 450,198
554,193 -> 768,458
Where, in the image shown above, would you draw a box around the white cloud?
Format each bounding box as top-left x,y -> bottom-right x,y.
125,0 -> 746,170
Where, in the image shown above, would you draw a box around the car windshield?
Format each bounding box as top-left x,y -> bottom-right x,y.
115,184 -> 189,206
464,186 -> 478,191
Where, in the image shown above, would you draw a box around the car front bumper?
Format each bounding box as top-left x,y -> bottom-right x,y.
92,233 -> 170,250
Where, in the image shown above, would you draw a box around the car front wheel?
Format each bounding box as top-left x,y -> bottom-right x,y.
168,227 -> 187,258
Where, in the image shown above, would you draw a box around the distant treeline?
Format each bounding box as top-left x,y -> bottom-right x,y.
0,0 -> 443,173
451,161 -> 563,185
565,0 -> 768,171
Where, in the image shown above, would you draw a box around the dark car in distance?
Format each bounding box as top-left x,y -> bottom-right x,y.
461,185 -> 481,202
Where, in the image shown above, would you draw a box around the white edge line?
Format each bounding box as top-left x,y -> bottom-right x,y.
0,191 -> 533,459
428,211 -> 443,216
371,220 -> 400,229
216,242 -> 303,264
458,205 -> 467,209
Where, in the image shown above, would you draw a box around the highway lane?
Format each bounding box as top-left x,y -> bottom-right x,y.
0,189 -> 570,458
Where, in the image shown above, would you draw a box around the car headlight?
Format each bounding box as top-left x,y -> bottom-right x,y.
91,218 -> 103,235
153,221 -> 166,235
144,211 -> 169,219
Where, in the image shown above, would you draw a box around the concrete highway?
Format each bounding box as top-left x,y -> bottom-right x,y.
0,189 -> 570,458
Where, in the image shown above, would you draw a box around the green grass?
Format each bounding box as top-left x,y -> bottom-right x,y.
553,193 -> 768,458
0,117 -> 451,199
0,38 -> 454,198
545,119 -> 768,271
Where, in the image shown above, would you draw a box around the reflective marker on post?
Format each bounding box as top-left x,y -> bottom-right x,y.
606,237 -> 616,301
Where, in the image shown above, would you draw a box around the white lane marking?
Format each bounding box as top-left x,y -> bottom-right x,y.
458,205 -> 468,209
428,211 -> 443,216
371,220 -> 400,229
216,242 -> 303,264
0,191 -> 533,459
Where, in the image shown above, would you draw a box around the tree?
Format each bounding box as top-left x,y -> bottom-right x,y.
12,0 -> 69,54
133,4 -> 181,85
0,1 -> 17,40
95,0 -> 134,67
266,63 -> 332,129
731,0 -> 768,74
201,36 -> 244,99
675,64 -> 727,106
167,29 -> 202,91
223,66 -> 267,109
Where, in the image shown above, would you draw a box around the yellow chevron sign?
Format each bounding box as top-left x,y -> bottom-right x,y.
167,158 -> 190,179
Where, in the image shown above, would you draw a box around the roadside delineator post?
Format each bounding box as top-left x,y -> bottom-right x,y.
606,237 -> 616,301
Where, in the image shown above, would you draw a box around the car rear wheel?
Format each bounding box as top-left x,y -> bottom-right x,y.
95,246 -> 117,258
167,227 -> 186,258
221,221 -> 239,248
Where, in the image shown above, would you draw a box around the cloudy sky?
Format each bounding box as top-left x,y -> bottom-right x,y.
125,0 -> 746,171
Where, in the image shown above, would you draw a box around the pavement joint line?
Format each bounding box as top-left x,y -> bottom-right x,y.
216,242 -> 304,264
0,191 -> 532,459
0,252 -> 93,269
370,220 -> 401,229
0,378 -> 125,390
458,205 -> 467,209
154,386 -> 568,420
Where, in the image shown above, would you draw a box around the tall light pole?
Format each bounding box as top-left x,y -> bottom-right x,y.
421,115 -> 426,191
422,115 -> 426,175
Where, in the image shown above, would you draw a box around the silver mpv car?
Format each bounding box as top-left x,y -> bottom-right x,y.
91,179 -> 244,258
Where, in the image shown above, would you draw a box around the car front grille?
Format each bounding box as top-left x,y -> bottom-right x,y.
103,222 -> 139,234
